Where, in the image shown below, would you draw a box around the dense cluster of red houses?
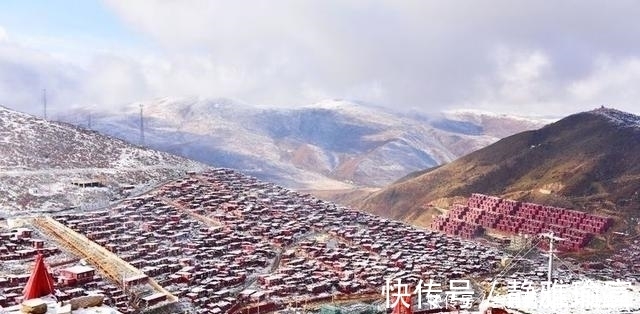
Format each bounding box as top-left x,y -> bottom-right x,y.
0,226 -> 137,312
3,168 -> 637,313
44,169 -> 508,313
607,239 -> 640,282
55,199 -> 272,313
0,228 -> 58,260
431,193 -> 613,251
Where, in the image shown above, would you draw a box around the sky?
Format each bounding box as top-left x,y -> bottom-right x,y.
1,0 -> 640,116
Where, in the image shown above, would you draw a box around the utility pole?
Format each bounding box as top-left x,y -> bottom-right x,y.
139,104 -> 145,146
541,232 -> 564,284
42,89 -> 47,120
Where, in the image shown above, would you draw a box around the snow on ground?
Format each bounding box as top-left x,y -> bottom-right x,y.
3,295 -> 122,314
443,108 -> 559,125
306,99 -> 406,127
592,107 -> 640,129
0,106 -> 206,215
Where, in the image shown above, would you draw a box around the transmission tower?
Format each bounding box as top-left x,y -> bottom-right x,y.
139,104 -> 145,146
42,89 -> 47,120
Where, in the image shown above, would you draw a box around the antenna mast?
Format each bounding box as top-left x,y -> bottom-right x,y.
139,104 -> 145,146
42,89 -> 47,120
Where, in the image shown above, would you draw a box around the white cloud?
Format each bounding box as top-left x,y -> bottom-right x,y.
568,57 -> 640,112
495,49 -> 552,103
99,0 -> 640,114
0,26 -> 7,42
2,1 -> 640,116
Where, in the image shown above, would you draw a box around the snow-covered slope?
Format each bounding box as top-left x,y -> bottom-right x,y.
592,106 -> 640,129
0,106 -> 205,215
439,109 -> 558,138
55,97 -> 549,189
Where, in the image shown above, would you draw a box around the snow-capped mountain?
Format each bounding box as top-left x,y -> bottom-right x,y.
0,106 -> 205,214
55,97 -> 550,189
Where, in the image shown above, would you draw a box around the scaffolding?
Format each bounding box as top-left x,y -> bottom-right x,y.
507,234 -> 532,252
293,292 -> 383,313
319,303 -> 381,314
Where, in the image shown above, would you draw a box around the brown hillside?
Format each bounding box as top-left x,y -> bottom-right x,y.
356,108 -> 640,226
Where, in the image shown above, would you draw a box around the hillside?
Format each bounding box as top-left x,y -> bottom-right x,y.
55,97 -> 548,189
0,106 -> 205,215
356,107 -> 640,227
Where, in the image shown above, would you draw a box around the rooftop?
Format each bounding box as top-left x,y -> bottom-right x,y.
62,265 -> 95,274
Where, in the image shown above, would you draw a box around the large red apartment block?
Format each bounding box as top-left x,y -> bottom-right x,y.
431,193 -> 612,251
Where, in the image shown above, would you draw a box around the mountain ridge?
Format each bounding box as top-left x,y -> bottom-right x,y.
354,107 -> 640,227
53,97 -> 549,190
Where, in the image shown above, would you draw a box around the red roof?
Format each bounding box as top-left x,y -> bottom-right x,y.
23,254 -> 55,300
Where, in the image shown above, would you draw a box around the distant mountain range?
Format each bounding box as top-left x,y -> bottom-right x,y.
355,107 -> 640,228
0,106 -> 204,214
55,97 -> 550,189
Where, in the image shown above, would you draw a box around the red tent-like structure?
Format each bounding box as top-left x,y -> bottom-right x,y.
22,254 -> 55,300
392,294 -> 413,314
